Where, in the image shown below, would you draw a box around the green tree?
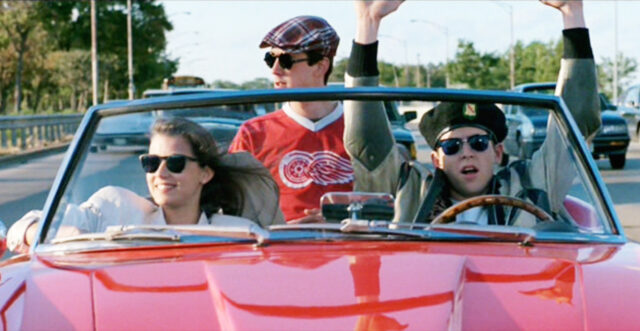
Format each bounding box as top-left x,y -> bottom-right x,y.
49,50 -> 91,112
449,40 -> 508,90
212,80 -> 240,89
598,53 -> 638,100
241,78 -> 271,90
0,28 -> 15,114
33,1 -> 177,101
513,39 -> 561,86
0,1 -> 42,112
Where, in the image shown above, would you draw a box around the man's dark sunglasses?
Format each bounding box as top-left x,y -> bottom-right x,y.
264,52 -> 308,70
437,134 -> 493,156
139,154 -> 198,174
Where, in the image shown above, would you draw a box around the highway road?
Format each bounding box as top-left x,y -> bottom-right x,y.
1,143 -> 640,241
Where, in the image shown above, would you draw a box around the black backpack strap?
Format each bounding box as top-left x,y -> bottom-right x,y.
411,168 -> 446,224
396,161 -> 413,192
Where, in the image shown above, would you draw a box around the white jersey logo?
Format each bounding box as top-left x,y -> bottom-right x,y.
279,150 -> 354,188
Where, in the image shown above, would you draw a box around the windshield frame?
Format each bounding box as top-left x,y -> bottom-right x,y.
31,86 -> 625,253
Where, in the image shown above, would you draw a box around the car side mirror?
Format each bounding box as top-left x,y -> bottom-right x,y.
320,192 -> 394,222
403,110 -> 417,122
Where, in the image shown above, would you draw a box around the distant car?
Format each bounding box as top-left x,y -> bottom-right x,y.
384,100 -> 417,160
504,82 -> 630,169
142,87 -> 237,99
90,112 -> 154,152
143,88 -> 267,151
619,83 -> 640,111
614,85 -> 640,141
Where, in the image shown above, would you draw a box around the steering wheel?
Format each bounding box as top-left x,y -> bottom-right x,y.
431,194 -> 553,225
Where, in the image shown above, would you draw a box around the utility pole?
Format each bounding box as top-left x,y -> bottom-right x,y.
409,19 -> 449,87
416,53 -> 422,87
380,34 -> 409,86
509,5 -> 515,89
127,0 -> 135,100
490,1 -> 515,89
91,0 -> 99,106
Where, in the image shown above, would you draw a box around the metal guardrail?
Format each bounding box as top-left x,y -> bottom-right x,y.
0,114 -> 83,150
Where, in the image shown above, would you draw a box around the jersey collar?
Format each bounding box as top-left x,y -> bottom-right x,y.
282,102 -> 343,132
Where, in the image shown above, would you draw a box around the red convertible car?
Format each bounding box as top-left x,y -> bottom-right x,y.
0,87 -> 638,330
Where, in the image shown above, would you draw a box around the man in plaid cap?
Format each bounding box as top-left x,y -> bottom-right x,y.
229,16 -> 349,223
344,0 -> 600,226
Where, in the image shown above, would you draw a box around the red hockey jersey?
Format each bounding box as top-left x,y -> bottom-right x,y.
229,102 -> 354,221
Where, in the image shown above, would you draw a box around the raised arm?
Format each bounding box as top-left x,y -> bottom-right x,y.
529,0 -> 600,213
544,0 -> 600,138
344,1 -> 403,194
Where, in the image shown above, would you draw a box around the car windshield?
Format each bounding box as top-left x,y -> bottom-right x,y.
37,88 -> 619,252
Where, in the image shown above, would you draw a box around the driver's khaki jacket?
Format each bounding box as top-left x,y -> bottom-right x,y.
344,58 -> 600,225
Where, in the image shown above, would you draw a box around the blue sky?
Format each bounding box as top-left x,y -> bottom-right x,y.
161,1 -> 640,86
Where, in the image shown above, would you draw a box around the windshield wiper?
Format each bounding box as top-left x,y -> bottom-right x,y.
51,224 -> 270,245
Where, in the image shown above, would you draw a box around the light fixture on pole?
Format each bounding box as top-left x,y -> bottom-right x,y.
410,19 -> 449,88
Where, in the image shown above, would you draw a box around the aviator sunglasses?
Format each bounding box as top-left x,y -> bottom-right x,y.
264,52 -> 308,70
437,134 -> 493,156
139,154 -> 198,174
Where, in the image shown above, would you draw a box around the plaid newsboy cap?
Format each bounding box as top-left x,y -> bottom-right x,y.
260,16 -> 339,58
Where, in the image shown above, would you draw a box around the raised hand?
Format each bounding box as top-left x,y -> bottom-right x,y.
540,0 -> 585,28
354,0 -> 404,44
355,0 -> 404,21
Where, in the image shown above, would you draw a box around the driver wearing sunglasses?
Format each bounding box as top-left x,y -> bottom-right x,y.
343,0 -> 601,226
229,15 -> 354,224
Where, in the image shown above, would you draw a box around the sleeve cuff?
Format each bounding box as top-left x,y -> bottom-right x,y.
563,28 -> 593,59
347,40 -> 379,77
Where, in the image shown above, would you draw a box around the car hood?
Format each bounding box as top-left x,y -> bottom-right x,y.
529,115 -> 549,128
601,110 -> 626,124
391,124 -> 413,143
3,241 -> 640,330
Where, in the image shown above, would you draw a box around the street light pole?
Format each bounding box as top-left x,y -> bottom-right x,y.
91,0 -> 98,106
509,5 -> 515,89
127,0 -> 134,100
492,1 -> 515,89
410,19 -> 449,87
379,34 -> 409,86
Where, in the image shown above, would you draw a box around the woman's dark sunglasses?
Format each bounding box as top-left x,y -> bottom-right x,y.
437,134 -> 493,156
264,52 -> 308,70
139,154 -> 198,174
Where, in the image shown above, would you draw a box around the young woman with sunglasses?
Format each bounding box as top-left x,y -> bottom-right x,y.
343,0 -> 599,225
7,118 -> 284,253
